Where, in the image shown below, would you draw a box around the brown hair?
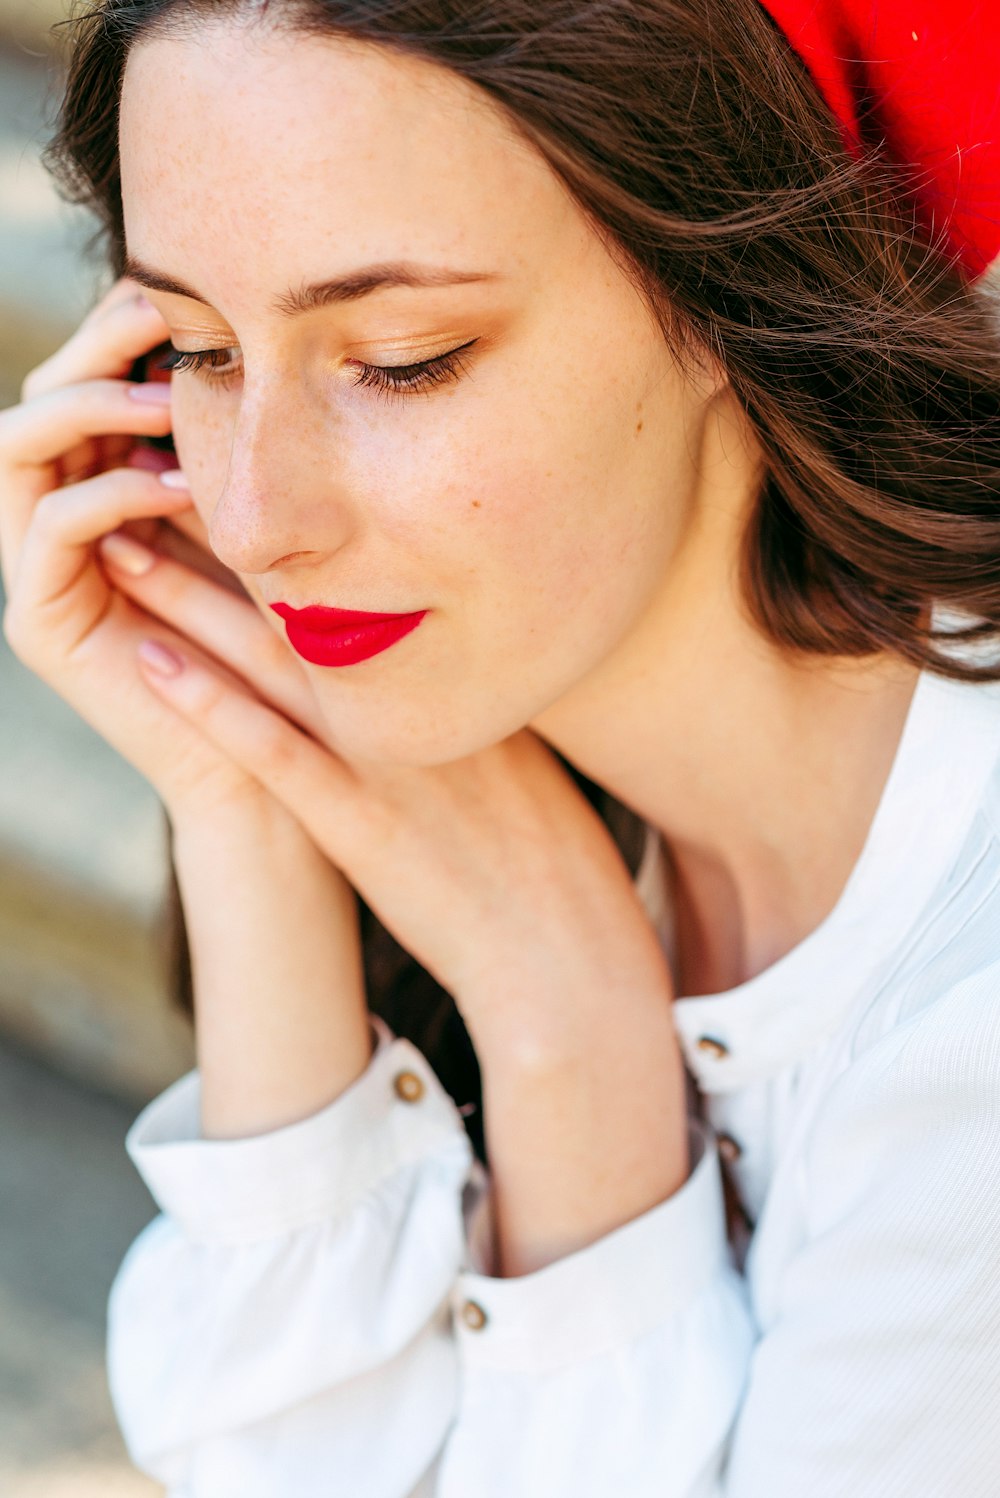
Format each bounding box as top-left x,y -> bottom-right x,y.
42,0 -> 1000,1156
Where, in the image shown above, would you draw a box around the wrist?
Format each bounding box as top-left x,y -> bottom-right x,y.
457,933 -> 676,1075
168,788 -> 359,969
166,779 -> 306,850
477,981 -> 679,1088
164,777 -> 370,1141
477,995 -> 689,1277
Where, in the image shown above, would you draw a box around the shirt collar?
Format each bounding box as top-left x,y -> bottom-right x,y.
634,631 -> 1000,1093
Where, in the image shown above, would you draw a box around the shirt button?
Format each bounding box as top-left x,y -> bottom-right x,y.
460,1299 -> 488,1331
717,1132 -> 742,1164
696,1035 -> 730,1060
393,1070 -> 425,1103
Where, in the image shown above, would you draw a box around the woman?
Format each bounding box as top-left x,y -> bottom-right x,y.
1,0 -> 999,1491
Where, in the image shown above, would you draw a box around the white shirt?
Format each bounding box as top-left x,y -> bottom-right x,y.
107,634 -> 1000,1497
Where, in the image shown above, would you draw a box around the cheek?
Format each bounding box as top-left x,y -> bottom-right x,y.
354,378 -> 678,631
170,384 -> 231,529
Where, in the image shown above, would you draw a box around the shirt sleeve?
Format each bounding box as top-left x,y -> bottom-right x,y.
436,1113 -> 755,1498
109,962 -> 1000,1498
107,1014 -> 474,1497
423,967 -> 1000,1498
107,1013 -> 753,1498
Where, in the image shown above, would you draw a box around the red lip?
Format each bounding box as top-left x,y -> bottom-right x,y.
269,602 -> 428,667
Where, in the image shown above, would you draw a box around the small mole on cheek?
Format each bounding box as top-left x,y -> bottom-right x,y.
471,500 -> 482,509
635,420 -> 644,434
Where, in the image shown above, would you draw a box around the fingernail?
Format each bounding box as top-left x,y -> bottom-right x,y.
128,381 -> 172,404
98,532 -> 155,576
158,468 -> 190,489
138,640 -> 184,676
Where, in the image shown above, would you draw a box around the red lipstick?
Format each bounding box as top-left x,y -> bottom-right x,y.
269,602 -> 428,667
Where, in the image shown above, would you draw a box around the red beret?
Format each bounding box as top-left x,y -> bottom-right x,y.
756,0 -> 1000,280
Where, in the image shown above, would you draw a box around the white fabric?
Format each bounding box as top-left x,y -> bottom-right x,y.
107,623 -> 1000,1496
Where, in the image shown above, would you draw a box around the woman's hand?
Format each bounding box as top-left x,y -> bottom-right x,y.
124,579 -> 689,1275
0,277 -> 379,1142
0,276 -> 306,819
113,586 -> 674,1058
114,558 -> 689,1270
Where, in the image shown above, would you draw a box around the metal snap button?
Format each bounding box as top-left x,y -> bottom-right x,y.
393,1070 -> 425,1103
460,1299 -> 488,1331
696,1035 -> 730,1060
717,1132 -> 742,1164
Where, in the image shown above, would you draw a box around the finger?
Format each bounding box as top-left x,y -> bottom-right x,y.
58,429 -> 145,491
21,291 -> 169,401
159,499 -> 210,548
97,531 -> 323,736
80,275 -> 154,327
43,278 -> 142,356
159,507 -> 255,599
40,275 -> 162,354
10,467 -> 194,624
115,501 -> 253,598
136,641 -> 359,846
1,380 -> 173,471
0,389 -> 175,598
157,521 -> 255,600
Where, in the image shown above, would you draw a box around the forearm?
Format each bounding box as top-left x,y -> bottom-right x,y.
478,986 -> 690,1278
169,795 -> 372,1140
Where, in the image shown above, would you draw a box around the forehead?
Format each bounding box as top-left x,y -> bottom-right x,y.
119,22 -> 568,303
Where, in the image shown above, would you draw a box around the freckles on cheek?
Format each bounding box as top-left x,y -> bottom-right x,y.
173,395 -> 230,509
444,432 -> 659,638
452,461 -> 592,596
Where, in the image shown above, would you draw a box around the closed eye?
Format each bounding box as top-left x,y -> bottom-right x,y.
155,339 -> 479,403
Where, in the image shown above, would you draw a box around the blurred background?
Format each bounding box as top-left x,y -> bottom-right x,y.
1,2 -> 195,1491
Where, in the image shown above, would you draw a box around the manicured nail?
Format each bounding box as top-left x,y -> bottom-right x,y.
98,532 -> 155,576
128,381 -> 172,403
138,640 -> 184,677
158,468 -> 190,489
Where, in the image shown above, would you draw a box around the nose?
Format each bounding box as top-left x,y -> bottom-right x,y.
207,383 -> 355,576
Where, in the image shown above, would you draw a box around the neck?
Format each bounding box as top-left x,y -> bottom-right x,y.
532,392 -> 923,996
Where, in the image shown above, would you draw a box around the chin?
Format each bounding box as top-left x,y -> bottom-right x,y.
310,694 -> 516,769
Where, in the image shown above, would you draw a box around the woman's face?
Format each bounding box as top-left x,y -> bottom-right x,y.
119,22 -> 726,765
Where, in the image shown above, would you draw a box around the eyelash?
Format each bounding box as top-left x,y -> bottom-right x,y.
155,339 -> 479,402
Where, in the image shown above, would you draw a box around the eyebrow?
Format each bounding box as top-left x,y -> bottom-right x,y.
122,254 -> 502,316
